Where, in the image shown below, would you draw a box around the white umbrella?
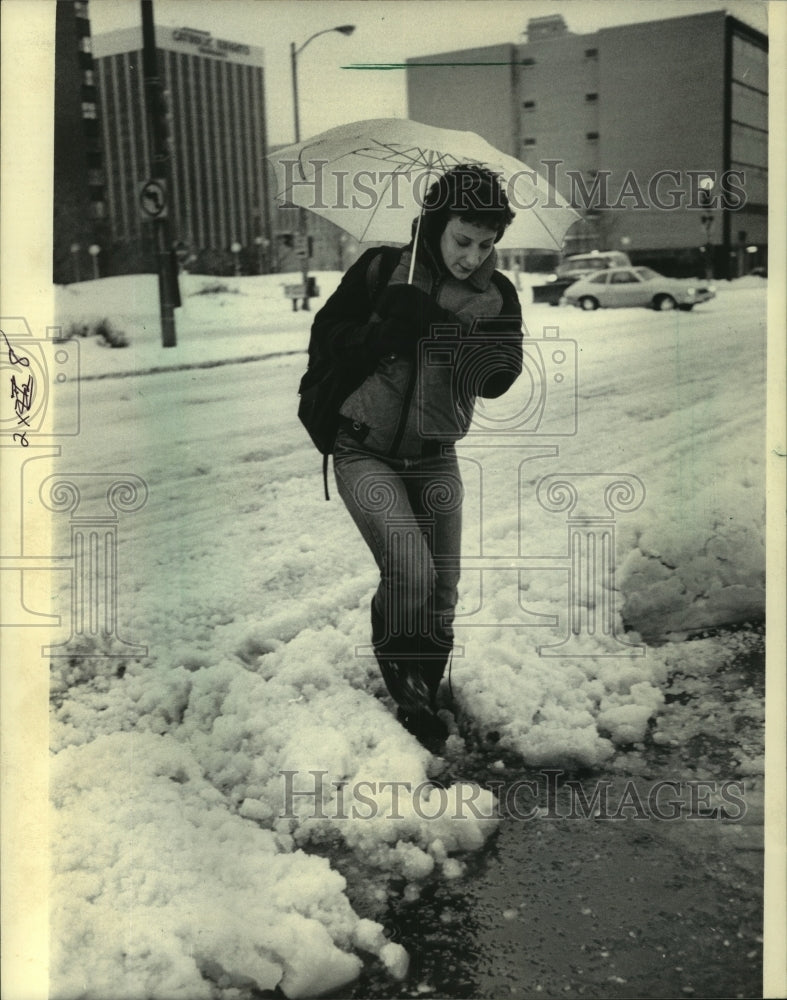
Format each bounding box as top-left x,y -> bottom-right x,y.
269,117 -> 580,256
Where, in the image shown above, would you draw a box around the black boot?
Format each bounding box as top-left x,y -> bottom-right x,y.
415,629 -> 452,712
420,662 -> 446,712
371,598 -> 432,714
396,706 -> 449,751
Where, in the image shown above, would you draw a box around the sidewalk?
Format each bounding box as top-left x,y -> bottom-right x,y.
54,272 -> 333,380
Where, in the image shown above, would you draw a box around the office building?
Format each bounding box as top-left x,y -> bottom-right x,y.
407,11 -> 768,276
91,21 -> 274,275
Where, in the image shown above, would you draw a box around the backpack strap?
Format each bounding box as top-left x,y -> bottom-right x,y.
365,246 -> 402,307
322,247 -> 402,502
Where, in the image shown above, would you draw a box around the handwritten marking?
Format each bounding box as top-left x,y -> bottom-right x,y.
3,330 -> 34,446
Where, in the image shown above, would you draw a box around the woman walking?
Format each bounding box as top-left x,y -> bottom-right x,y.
309,165 -> 523,746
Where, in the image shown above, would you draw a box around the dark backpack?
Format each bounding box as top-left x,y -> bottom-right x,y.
298,247 -> 401,497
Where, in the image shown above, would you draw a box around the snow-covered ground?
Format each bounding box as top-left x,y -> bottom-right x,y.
47,269 -> 767,998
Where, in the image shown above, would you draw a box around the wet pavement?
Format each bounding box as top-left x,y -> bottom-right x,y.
341,629 -> 765,999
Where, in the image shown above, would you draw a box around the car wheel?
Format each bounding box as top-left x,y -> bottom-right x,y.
654,295 -> 677,311
678,304 -> 694,312
579,296 -> 599,311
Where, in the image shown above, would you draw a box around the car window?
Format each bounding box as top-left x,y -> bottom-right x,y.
558,258 -> 605,275
610,270 -> 638,284
588,272 -> 609,284
635,267 -> 659,281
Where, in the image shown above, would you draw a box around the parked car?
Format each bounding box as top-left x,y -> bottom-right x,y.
555,250 -> 632,278
563,266 -> 716,311
532,250 -> 632,305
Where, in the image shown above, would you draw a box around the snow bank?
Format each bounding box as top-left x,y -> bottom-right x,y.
52,631 -> 500,872
51,731 -> 406,999
618,415 -> 765,642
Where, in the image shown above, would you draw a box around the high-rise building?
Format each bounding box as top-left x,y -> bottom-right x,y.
91,21 -> 274,275
407,10 -> 768,277
53,1 -> 110,284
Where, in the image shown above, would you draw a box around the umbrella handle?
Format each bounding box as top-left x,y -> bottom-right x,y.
408,206 -> 425,285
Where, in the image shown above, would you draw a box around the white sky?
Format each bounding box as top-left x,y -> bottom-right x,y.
88,0 -> 770,145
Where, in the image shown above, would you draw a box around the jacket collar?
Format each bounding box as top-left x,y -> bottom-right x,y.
418,238 -> 498,292
465,248 -> 497,291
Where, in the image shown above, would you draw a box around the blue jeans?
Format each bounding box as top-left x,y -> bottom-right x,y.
333,428 -> 463,670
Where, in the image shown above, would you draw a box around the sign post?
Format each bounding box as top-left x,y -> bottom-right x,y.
141,0 -> 178,348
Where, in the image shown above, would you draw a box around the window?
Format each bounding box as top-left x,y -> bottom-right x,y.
83,69 -> 95,86
521,57 -> 536,66
523,138 -> 536,147
610,270 -> 637,284
81,102 -> 97,120
585,93 -> 598,102
584,48 -> 598,58
79,36 -> 92,54
523,100 -> 536,110
586,131 -> 599,141
588,273 -> 608,285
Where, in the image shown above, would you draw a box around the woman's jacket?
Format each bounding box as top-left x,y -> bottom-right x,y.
309,241 -> 523,459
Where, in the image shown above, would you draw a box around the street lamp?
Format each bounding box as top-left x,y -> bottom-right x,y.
88,244 -> 101,280
698,176 -> 715,280
290,24 -> 355,310
70,243 -> 81,283
254,235 -> 269,275
231,241 -> 242,276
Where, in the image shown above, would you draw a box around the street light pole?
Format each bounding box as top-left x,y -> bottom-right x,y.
698,176 -> 715,281
290,25 -> 355,311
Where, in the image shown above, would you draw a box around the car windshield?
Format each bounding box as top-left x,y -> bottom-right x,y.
564,258 -> 607,271
634,267 -> 660,281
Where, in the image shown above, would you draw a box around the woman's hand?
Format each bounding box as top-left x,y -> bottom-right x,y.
376,283 -> 432,323
372,285 -> 441,358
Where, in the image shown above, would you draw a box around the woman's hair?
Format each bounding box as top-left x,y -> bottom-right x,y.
420,164 -> 515,246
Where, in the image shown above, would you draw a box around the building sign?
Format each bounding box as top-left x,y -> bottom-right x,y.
172,27 -> 251,59
92,26 -> 264,69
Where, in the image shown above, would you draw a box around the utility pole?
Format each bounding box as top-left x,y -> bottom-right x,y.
290,41 -> 310,311
289,25 -> 355,311
141,0 -> 178,347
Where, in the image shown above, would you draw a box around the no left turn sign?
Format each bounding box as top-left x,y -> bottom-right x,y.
139,178 -> 168,220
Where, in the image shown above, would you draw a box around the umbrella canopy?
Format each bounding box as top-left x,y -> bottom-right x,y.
269,117 -> 580,252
